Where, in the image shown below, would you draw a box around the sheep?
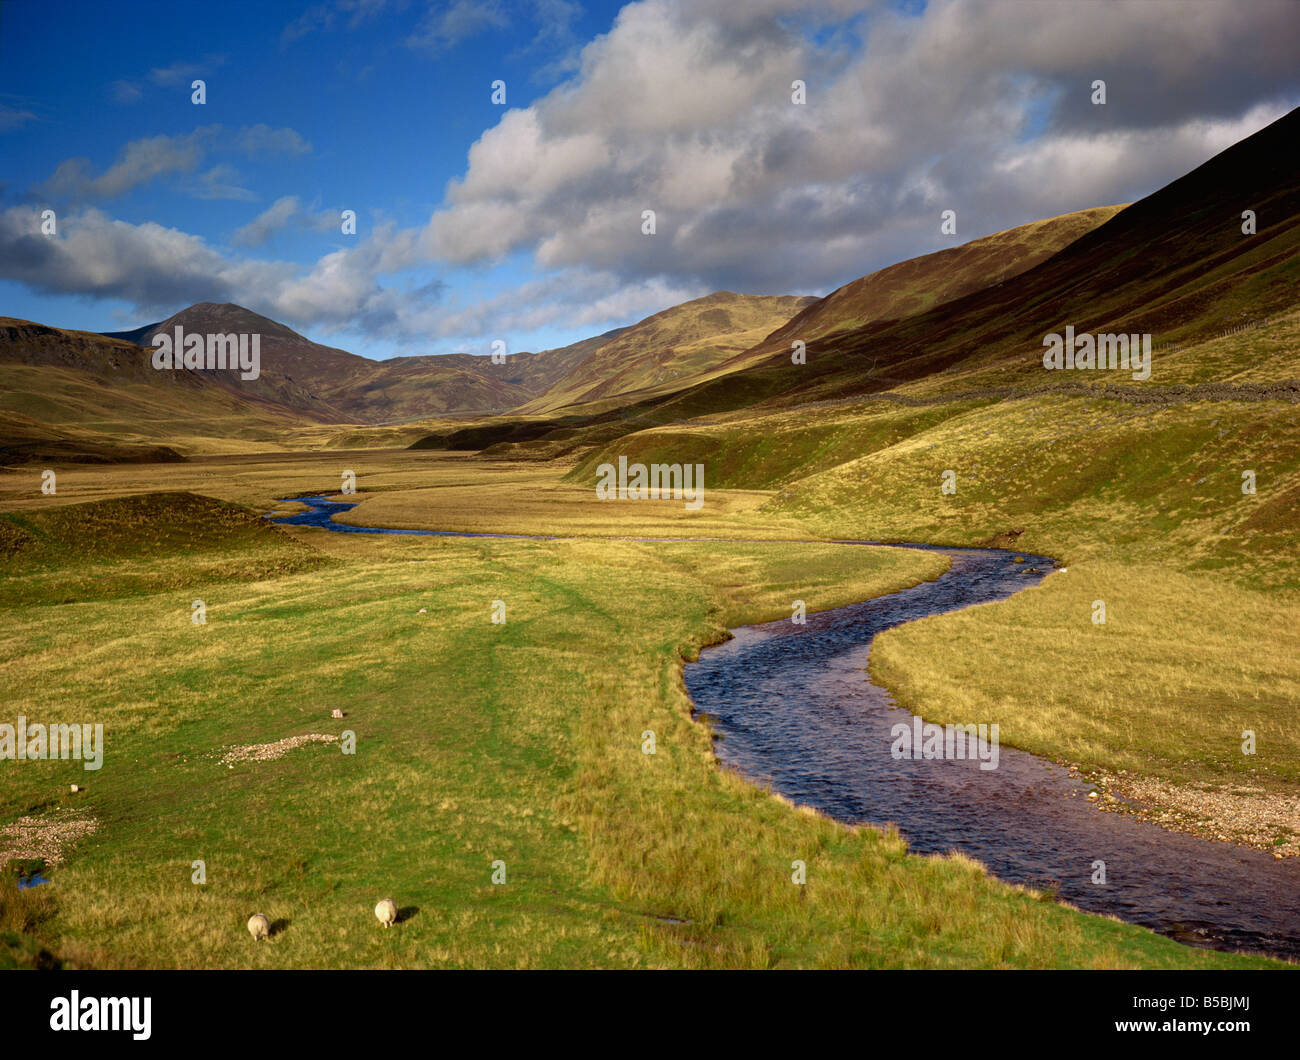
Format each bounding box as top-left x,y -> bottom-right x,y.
375,898 -> 397,928
247,913 -> 270,941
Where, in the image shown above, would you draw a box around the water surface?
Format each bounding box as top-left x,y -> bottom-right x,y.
685,544 -> 1300,961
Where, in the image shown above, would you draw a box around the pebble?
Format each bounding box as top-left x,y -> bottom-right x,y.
216,733 -> 340,766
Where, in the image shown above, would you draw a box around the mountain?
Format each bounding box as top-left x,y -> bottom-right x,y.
415,202 -> 1125,455
325,327 -> 628,423
630,105 -> 1300,423
718,205 -> 1124,376
119,302 -> 371,422
516,291 -> 817,414
494,328 -> 629,394
432,108 -> 1300,466
0,317 -> 313,461
96,294 -> 812,426
101,304 -> 634,425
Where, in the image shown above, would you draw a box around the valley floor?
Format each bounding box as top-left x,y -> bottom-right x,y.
0,451 -> 1293,967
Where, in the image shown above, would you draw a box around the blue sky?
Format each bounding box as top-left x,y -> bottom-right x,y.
2,0 -> 1298,361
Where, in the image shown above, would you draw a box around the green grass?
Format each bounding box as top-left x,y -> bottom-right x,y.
0,492 -> 328,608
563,383 -> 1300,851
0,493 -> 1275,968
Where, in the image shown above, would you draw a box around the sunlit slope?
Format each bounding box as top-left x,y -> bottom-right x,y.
515,291 -> 816,415
328,355 -> 534,421
0,318 -> 315,459
0,491 -> 326,608
626,106 -> 1300,416
426,193 -> 1189,459
313,332 -> 627,422
0,495 -> 1274,968
568,384 -> 1299,579
709,205 -> 1124,376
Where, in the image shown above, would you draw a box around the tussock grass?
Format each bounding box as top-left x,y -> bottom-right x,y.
0,498 -> 1264,968
0,492 -> 327,608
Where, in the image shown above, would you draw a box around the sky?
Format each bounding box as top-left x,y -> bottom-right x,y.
1,0 -> 1298,362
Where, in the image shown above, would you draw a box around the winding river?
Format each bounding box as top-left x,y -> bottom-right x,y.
271,495 -> 1300,961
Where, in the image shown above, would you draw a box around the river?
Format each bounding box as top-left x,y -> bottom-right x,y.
270,495 -> 1300,961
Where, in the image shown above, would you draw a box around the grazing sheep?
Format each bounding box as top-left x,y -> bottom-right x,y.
375,898 -> 397,928
330,709 -> 344,719
247,913 -> 270,941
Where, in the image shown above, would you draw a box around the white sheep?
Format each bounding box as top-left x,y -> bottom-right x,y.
375,898 -> 397,928
247,913 -> 270,941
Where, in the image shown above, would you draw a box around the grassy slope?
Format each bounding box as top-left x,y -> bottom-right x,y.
442,205 -> 1130,461
540,114 -> 1300,849
720,205 -> 1124,373
516,292 -> 815,415
0,492 -> 328,609
594,107 -> 1300,430
558,377 -> 1300,850
1,492 -> 1275,969
0,321 -> 314,458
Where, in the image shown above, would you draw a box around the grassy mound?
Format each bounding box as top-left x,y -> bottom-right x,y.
1,492 -> 328,608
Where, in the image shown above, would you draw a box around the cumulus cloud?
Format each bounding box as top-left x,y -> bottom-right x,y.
0,206 -> 272,312
428,269 -> 704,339
0,199 -> 681,348
0,203 -> 447,343
10,0 -> 1300,349
421,0 -> 1300,294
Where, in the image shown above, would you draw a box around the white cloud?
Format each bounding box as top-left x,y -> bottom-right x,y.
0,205 -> 418,334
10,0 -> 1300,349
419,0 -> 1300,294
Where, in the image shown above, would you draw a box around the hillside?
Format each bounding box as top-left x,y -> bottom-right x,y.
103,304 -> 631,425
126,302 -> 371,422
559,109 -> 1300,578
722,205 -> 1124,374
422,204 -> 1126,457
648,106 -> 1300,416
515,291 -> 816,414
0,317 -> 313,460
326,328 -> 626,422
